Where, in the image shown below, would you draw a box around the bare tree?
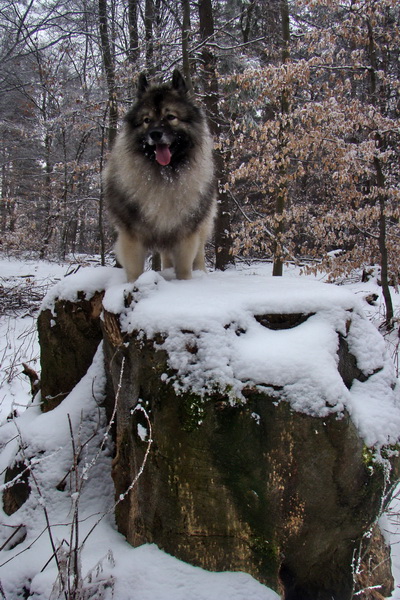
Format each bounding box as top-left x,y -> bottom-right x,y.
198,0 -> 234,270
366,14 -> 394,326
128,0 -> 140,66
181,0 -> 194,94
98,0 -> 118,149
272,0 -> 290,277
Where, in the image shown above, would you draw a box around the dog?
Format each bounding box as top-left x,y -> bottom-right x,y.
103,69 -> 216,282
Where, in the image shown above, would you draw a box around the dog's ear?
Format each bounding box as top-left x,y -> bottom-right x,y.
137,73 -> 149,98
172,70 -> 187,95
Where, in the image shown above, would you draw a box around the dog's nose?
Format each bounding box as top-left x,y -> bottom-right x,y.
149,129 -> 164,142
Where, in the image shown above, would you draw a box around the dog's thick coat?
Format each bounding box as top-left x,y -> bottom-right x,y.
104,70 -> 216,281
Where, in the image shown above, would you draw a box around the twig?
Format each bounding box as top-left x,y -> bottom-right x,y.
353,584 -> 383,596
40,540 -> 69,574
0,526 -> 48,568
67,414 -> 81,599
0,579 -> 6,599
0,524 -> 25,552
79,358 -> 153,549
117,404 -> 153,504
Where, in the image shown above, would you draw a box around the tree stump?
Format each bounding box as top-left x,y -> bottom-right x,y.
99,272 -> 400,600
38,291 -> 104,411
38,269 -> 400,599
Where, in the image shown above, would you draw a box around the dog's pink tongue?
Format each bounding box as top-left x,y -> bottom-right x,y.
155,144 -> 171,166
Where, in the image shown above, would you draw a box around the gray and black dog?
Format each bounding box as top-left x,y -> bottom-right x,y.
103,70 -> 216,282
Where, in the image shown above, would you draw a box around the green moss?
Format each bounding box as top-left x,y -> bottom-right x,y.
251,537 -> 280,562
249,535 -> 281,586
176,382 -> 247,432
362,446 -> 376,472
180,393 -> 207,432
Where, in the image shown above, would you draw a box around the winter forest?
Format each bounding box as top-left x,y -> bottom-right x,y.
1,1 -> 400,599
1,0 -> 399,324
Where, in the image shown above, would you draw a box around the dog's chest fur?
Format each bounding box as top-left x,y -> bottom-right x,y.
107,127 -> 214,240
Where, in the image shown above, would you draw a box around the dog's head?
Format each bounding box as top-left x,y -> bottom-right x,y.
124,70 -> 204,167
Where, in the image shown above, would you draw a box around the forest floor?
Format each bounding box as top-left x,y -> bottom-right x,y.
0,253 -> 399,599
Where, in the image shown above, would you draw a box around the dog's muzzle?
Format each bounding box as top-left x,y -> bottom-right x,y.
148,129 -> 172,166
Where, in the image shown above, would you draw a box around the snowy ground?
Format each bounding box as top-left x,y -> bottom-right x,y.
0,255 -> 399,599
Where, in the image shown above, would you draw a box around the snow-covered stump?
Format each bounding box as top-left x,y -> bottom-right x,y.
100,271 -> 400,600
37,268 -> 125,411
38,291 -> 104,411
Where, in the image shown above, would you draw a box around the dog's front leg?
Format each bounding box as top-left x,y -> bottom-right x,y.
172,233 -> 202,280
115,228 -> 147,282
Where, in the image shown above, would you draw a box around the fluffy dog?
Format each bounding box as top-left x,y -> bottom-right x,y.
103,70 -> 216,281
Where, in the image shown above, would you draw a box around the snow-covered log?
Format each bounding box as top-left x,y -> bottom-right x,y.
37,267 -> 400,599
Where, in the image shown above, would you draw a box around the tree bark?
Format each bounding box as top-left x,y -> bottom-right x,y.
272,0 -> 290,277
375,155 -> 394,326
181,0 -> 194,95
367,17 -> 393,326
240,0 -> 256,44
198,0 -> 234,271
144,0 -> 154,74
98,0 -> 118,149
98,114 -> 108,265
38,292 -> 104,411
101,305 -> 398,600
127,0 -> 139,66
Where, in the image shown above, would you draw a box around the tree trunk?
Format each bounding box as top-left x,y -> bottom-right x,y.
127,0 -> 139,66
98,0 -> 118,149
375,156 -> 394,326
272,0 -> 290,277
100,298 -> 398,600
38,292 -> 104,411
39,128 -> 54,259
181,0 -> 194,95
240,0 -> 256,44
367,18 -> 393,327
144,0 -> 154,74
198,0 -> 234,271
98,116 -> 108,265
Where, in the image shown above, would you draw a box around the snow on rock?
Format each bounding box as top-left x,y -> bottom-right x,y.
102,269 -> 400,448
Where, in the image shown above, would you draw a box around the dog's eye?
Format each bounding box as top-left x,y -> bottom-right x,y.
166,114 -> 178,121
143,117 -> 151,124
